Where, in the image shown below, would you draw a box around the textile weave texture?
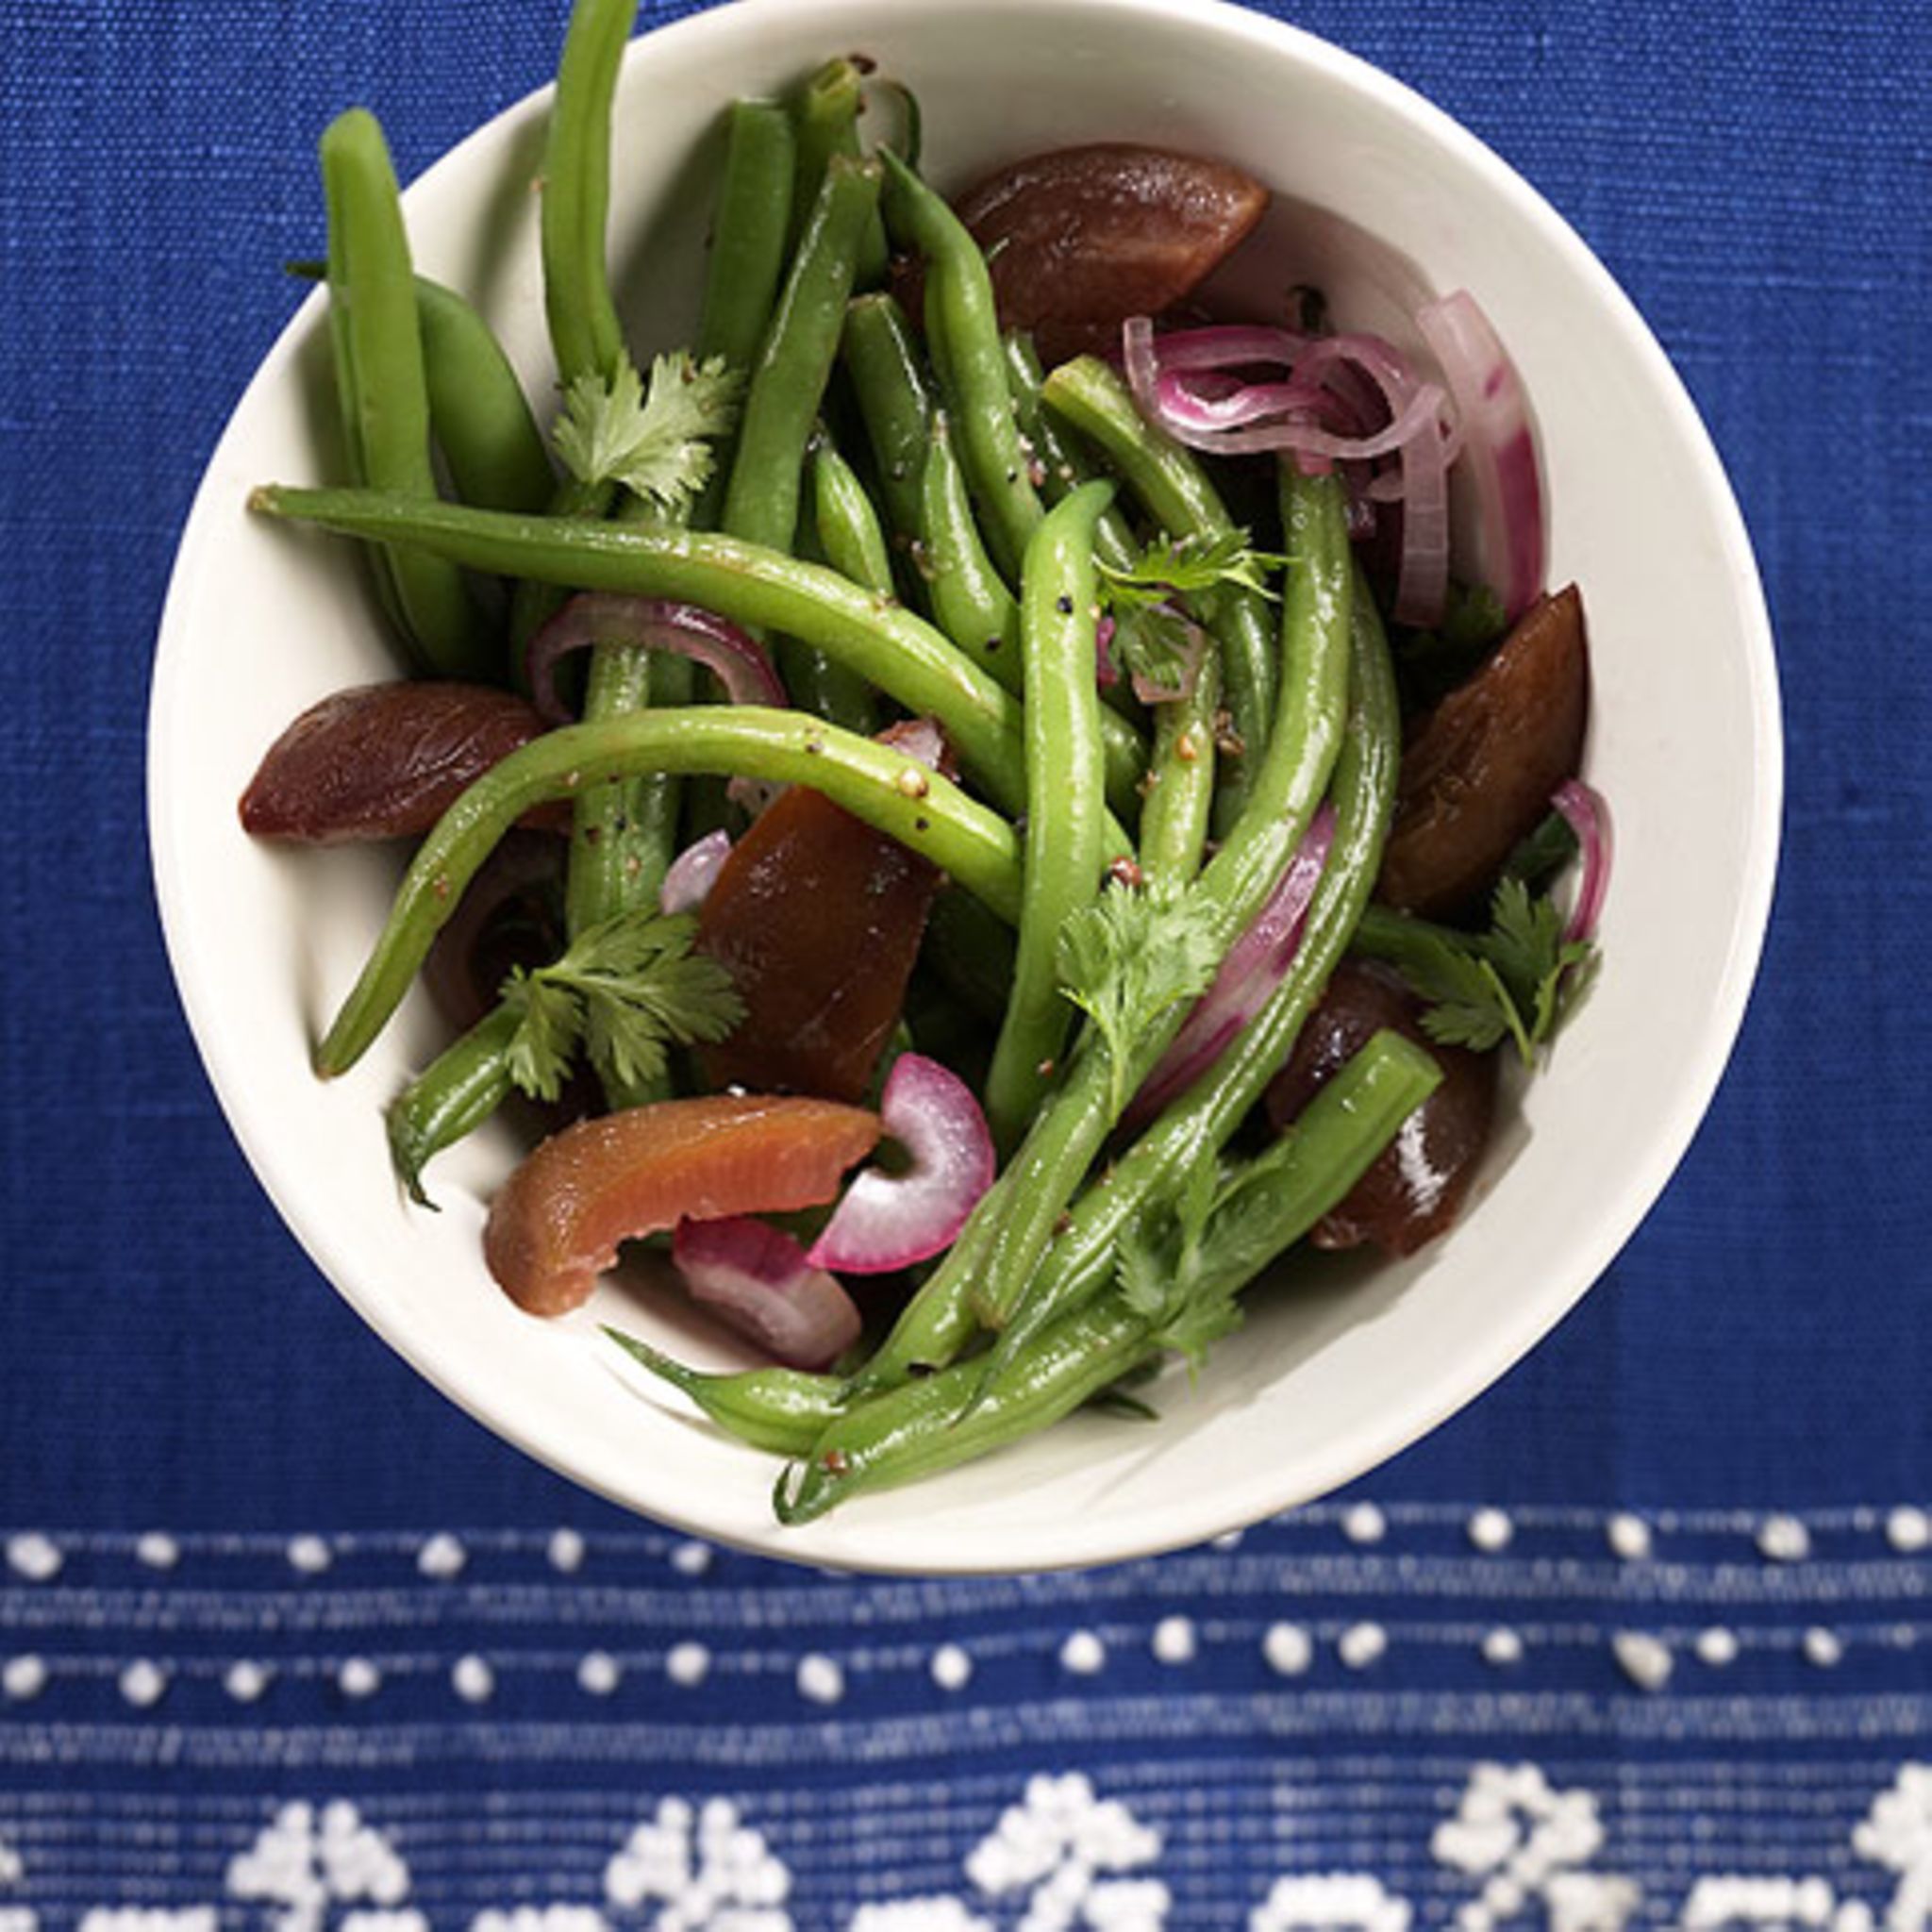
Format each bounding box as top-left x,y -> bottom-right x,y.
1,0 -> 1927,1918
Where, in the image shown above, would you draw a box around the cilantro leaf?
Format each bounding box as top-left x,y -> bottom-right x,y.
552,350 -> 743,511
1108,602 -> 1204,697
1098,527 -> 1291,613
1058,876 -> 1223,1112
499,908 -> 743,1103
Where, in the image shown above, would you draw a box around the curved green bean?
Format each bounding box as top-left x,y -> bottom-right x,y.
801,436 -> 889,732
253,486 -> 1151,825
319,109 -> 487,679
605,1328 -> 843,1456
838,291 -> 934,544
541,0 -> 635,386
918,409 -> 1023,690
385,1003 -> 521,1207
983,480 -> 1113,1150
312,705 -> 1024,1076
698,99 -> 798,379
413,276 -> 556,514
1041,354 -> 1279,830
1003,332 -> 1136,571
791,57 -> 890,288
879,148 -> 1043,582
1135,644 -> 1219,888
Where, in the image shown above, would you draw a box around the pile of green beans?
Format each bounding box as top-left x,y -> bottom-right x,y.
257,0 -> 1458,1520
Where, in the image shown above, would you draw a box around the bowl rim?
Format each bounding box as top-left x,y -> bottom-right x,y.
148,0 -> 1783,1574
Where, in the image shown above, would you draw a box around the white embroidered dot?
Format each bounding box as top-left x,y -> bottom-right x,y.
1803,1625 -> 1844,1669
1481,1627 -> 1524,1667
452,1654 -> 495,1702
1059,1628 -> 1108,1674
1694,1625 -> 1740,1667
1261,1622 -> 1313,1676
666,1641 -> 710,1687
338,1656 -> 382,1699
2,1655 -> 48,1702
670,1540 -> 714,1577
223,1659 -> 272,1704
1886,1506 -> 1930,1554
134,1531 -> 180,1571
287,1533 -> 332,1575
930,1642 -> 974,1691
1612,1630 -> 1674,1691
577,1650 -> 621,1696
1341,1501 -> 1388,1544
118,1658 -> 168,1708
1338,1622 -> 1388,1670
1210,1529 -> 1244,1551
1605,1511 -> 1651,1561
547,1526 -> 587,1573
417,1532 -> 467,1580
1151,1615 -> 1196,1665
1757,1513 -> 1811,1562
1467,1507 -> 1514,1553
5,1533 -> 61,1582
796,1653 -> 844,1704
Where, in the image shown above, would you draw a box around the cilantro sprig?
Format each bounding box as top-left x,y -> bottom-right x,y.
500,907 -> 743,1102
1057,875 -> 1224,1113
1376,877 -> 1597,1065
1096,529 -> 1290,697
552,349 -> 743,512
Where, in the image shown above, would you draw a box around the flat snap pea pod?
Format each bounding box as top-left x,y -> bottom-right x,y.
786,1026 -> 1435,1522
974,556 -> 1399,1379
1003,331 -> 1136,571
1041,354 -> 1278,830
254,487 -> 1148,827
838,292 -> 934,544
983,480 -> 1114,1152
412,276 -> 556,513
879,148 -> 1044,583
791,57 -> 891,289
698,99 -> 798,379
384,1003 -> 520,1207
319,109 -> 489,679
801,438 -> 888,733
311,704 -> 1024,1077
541,0 -> 636,388
1135,644 -> 1219,888
604,1328 -> 843,1457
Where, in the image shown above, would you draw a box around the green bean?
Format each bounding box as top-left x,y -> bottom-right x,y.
973,552 -> 1399,1379
541,0 -> 635,387
411,276 -> 556,514
983,480 -> 1114,1151
922,888 -> 1017,1021
384,1004 -> 520,1207
698,100 -> 798,379
723,153 -> 883,554
879,149 -> 1043,582
918,410 -> 1022,690
1041,354 -> 1278,830
776,1032 -> 1436,1520
311,705 -> 1024,1076
837,292 -> 934,545
1135,645 -> 1219,888
604,1327 -> 843,1456
319,109 -> 488,679
790,57 -> 891,290
802,437 -> 891,732
1003,332 -> 1136,571
253,486 -> 1151,826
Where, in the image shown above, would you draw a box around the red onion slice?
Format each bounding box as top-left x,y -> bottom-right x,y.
1095,614 -> 1121,689
1551,779 -> 1612,943
1416,289 -> 1546,622
526,594 -> 789,726
658,828 -> 732,914
670,1215 -> 862,1371
1124,805 -> 1336,1131
806,1053 -> 996,1274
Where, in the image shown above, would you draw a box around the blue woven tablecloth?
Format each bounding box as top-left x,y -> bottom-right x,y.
3,0 -> 1927,1921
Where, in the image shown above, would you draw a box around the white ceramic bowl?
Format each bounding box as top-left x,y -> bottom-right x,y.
149,0 -> 1780,1573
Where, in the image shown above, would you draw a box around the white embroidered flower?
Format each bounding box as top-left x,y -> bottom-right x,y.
847,1902 -> 993,1932
963,1774 -> 1168,1930
470,1909 -> 610,1932
79,1912 -> 221,1932
1433,1764 -> 1639,1932
1248,1872 -> 1411,1932
1852,1764 -> 1932,1932
226,1800 -> 415,1932
603,1795 -> 791,1930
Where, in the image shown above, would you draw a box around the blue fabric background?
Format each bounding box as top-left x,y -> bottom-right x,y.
1,0 -> 1927,1919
